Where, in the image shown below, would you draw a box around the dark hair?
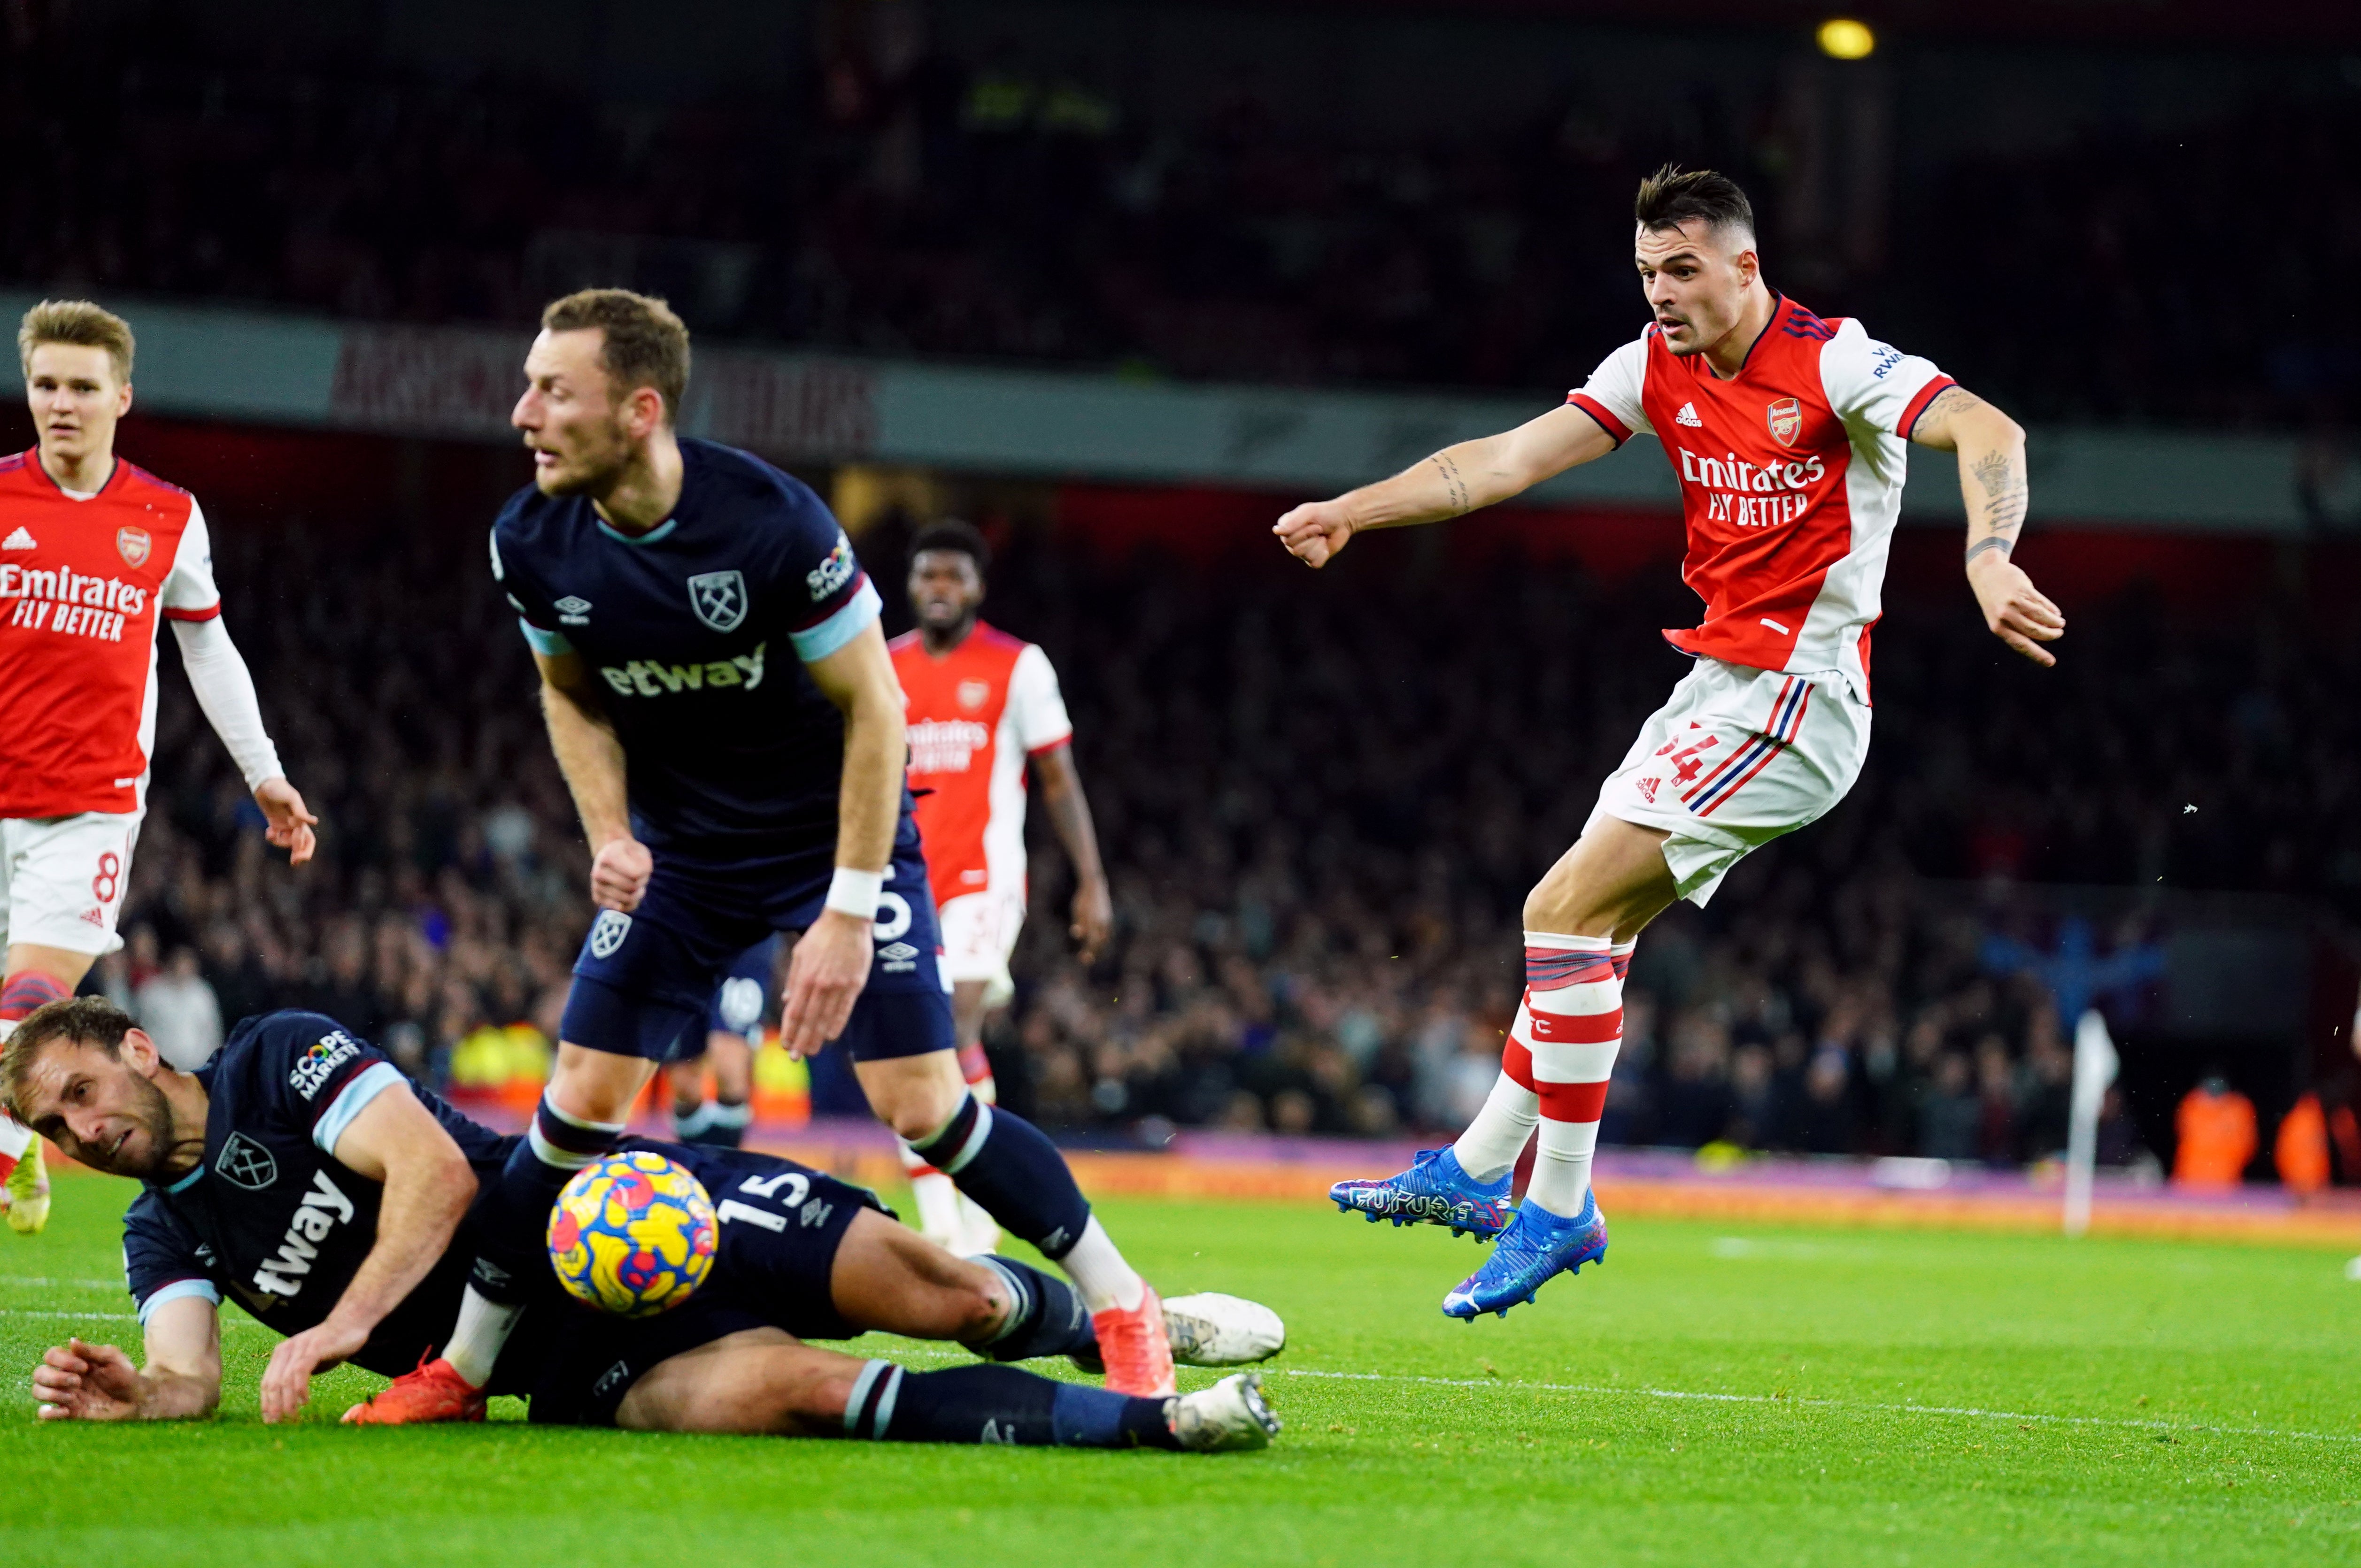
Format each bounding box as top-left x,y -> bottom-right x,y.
910,518 -> 991,577
540,288 -> 692,425
1633,164 -> 1756,242
1,995 -> 135,1120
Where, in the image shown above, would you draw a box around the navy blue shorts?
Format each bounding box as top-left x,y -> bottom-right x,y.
705,936 -> 780,1041
525,1142 -> 894,1427
562,816 -> 955,1064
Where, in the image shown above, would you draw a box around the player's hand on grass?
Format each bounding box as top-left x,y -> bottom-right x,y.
1967,554 -> 2064,667
1272,500 -> 1356,569
260,1319 -> 369,1424
1071,876 -> 1112,965
33,1338 -> 143,1421
254,777 -> 320,865
590,836 -> 654,912
780,909 -> 873,1059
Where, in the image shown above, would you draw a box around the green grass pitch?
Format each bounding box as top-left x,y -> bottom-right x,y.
2,1174 -> 2357,1566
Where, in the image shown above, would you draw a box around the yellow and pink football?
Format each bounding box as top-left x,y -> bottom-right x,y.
547,1151 -> 718,1317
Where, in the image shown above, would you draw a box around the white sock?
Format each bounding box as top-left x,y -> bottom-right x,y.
1528,1116 -> 1605,1218
1451,1018 -> 1541,1183
955,1193 -> 999,1253
900,1139 -> 967,1244
442,1286 -> 522,1389
0,1112 -> 33,1162
1057,1214 -> 1144,1314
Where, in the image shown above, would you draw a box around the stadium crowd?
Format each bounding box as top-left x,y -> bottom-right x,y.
1,17 -> 2354,428
100,502 -> 2350,1168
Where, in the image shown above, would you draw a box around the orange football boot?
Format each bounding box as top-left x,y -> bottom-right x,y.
1092,1283 -> 1178,1397
341,1354 -> 488,1425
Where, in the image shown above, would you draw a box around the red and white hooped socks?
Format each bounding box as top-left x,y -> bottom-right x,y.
1450,931 -> 1633,1215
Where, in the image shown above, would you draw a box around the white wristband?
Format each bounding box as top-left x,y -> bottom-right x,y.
824,867 -> 884,920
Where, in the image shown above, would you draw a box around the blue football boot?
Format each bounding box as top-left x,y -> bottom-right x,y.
1441,1188 -> 1608,1319
1328,1147 -> 1513,1240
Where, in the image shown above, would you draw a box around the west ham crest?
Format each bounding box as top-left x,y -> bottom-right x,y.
216,1132 -> 278,1191
116,525 -> 151,567
1765,397 -> 1803,447
589,909 -> 633,959
687,570 -> 748,633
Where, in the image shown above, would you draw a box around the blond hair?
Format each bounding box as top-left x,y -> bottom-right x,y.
19,300 -> 135,384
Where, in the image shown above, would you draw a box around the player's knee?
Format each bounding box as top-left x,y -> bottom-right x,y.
867,1074 -> 966,1142
944,1266 -> 1007,1342
548,1045 -> 653,1123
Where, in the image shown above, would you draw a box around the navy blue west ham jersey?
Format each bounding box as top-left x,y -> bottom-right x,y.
490,439 -> 884,854
121,1012 -> 519,1380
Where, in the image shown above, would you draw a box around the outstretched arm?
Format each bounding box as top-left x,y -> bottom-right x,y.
1910,385 -> 2064,667
34,1298 -> 220,1421
256,1083 -> 479,1423
1273,402 -> 1620,569
535,649 -> 649,911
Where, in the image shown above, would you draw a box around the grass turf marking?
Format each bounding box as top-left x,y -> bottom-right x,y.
1279,1367 -> 2361,1445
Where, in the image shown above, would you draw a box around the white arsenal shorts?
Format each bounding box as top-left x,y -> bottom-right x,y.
936,885 -> 1025,1008
1,810 -> 144,956
1587,657 -> 1869,907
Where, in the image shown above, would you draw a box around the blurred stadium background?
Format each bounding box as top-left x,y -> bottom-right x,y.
31,0 -> 2361,1203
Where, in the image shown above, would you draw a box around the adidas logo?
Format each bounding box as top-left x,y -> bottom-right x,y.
2,527 -> 33,549
1674,402 -> 1703,428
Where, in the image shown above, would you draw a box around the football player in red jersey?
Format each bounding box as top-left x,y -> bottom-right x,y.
1277,166 -> 2060,1316
0,301 -> 317,1233
889,520 -> 1113,1255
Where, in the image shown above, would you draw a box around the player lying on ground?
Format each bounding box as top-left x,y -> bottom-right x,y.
890,519 -> 1116,1256
410,288 -> 1179,1425
1276,165 -> 2061,1319
5,998 -> 1282,1449
0,299 -> 317,1235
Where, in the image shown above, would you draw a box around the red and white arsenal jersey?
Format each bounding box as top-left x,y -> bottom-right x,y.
1567,295 -> 1953,697
0,453 -> 221,816
890,621 -> 1073,912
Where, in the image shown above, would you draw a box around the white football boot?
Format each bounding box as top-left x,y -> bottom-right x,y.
1163,1292 -> 1286,1366
1169,1372 -> 1280,1453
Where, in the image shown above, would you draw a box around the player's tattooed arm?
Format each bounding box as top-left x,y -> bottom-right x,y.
34,1300 -> 221,1421
1428,453 -> 1473,516
1914,384 -> 2064,666
1274,403 -> 1616,569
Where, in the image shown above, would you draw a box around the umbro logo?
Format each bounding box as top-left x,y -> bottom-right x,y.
1674,402 -> 1703,428
2,527 -> 33,549
556,596 -> 592,625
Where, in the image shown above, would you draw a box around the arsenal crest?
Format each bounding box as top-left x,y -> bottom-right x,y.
957,679 -> 991,711
1765,397 -> 1803,447
116,525 -> 151,567
687,569 -> 748,633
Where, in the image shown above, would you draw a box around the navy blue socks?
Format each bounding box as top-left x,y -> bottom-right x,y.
907,1094 -> 1092,1261
967,1256 -> 1095,1364
848,1361 -> 1177,1449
